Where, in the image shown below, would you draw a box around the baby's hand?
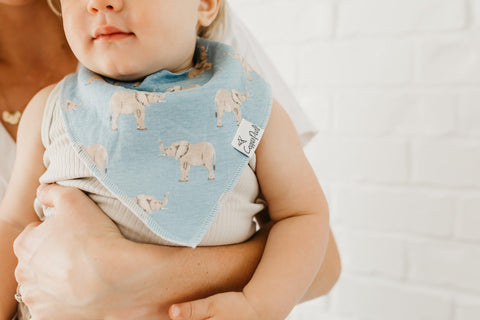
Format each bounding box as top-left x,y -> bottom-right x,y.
169,291 -> 260,320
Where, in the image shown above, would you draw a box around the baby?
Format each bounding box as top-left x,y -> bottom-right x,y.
0,0 -> 330,319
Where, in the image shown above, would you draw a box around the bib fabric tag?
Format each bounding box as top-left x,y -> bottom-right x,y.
231,119 -> 264,158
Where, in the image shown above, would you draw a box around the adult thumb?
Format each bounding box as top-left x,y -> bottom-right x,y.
169,299 -> 212,320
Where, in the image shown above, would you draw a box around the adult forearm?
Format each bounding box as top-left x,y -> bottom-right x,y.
0,220 -> 22,320
116,225 -> 268,311
113,225 -> 339,314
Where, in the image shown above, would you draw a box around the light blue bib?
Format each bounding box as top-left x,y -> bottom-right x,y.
59,38 -> 272,247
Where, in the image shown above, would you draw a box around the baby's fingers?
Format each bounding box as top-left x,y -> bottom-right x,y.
169,297 -> 213,320
169,292 -> 259,320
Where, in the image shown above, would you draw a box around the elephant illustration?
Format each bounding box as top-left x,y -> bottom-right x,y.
85,74 -> 103,85
114,81 -> 141,87
166,84 -> 200,92
136,192 -> 169,213
188,46 -> 212,79
64,99 -> 81,111
214,88 -> 249,127
84,144 -> 108,173
110,91 -> 165,131
158,139 -> 215,182
226,52 -> 255,81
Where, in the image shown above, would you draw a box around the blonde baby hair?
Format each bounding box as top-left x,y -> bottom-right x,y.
46,0 -> 226,40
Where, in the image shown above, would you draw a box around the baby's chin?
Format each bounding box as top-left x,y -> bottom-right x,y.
91,65 -> 189,82
91,68 -> 148,82
107,73 -> 146,82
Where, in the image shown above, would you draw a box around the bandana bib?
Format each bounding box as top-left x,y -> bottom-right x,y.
59,38 -> 272,247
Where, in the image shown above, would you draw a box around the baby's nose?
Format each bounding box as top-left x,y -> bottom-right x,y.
87,0 -> 123,14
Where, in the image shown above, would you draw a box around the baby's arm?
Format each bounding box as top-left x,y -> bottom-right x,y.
169,100 -> 329,320
0,86 -> 51,318
243,100 -> 329,319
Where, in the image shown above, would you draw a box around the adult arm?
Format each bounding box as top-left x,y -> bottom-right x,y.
15,184 -> 340,319
0,87 -> 51,319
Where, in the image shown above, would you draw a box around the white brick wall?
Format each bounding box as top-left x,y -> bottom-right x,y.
457,197 -> 480,241
337,0 -> 466,36
229,0 -> 480,319
459,90 -> 480,137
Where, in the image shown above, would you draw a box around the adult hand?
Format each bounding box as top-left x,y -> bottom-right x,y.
12,184 -> 336,320
11,184 -> 273,320
13,184 -> 164,320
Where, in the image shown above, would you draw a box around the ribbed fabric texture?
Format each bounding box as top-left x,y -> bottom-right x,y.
38,83 -> 265,246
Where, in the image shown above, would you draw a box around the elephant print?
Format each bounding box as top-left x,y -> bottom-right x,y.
85,74 -> 103,85
64,99 -> 81,111
226,52 -> 255,81
214,88 -> 249,127
166,84 -> 200,92
158,139 -> 216,182
136,193 -> 169,213
110,91 -> 165,131
188,46 -> 213,79
113,81 -> 141,87
84,144 -> 109,173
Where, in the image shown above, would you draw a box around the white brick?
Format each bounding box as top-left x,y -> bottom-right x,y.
456,297 -> 480,320
289,310 -> 358,320
295,88 -> 332,132
417,35 -> 480,85
335,228 -> 405,279
334,186 -> 455,237
229,1 -> 295,45
331,276 -> 452,320
407,241 -> 480,293
306,137 -> 409,183
299,40 -> 413,87
459,90 -> 480,137
338,0 -> 466,36
473,0 -> 480,29
260,43 -> 299,88
289,307 -> 358,320
334,91 -> 457,136
295,0 -> 335,41
412,139 -> 480,187
229,0 -> 333,45
455,197 -> 480,241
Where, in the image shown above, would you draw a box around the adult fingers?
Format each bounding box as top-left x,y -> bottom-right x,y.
13,221 -> 42,259
18,282 -> 35,307
14,260 -> 29,283
36,183 -> 110,224
169,298 -> 213,320
36,183 -> 79,208
14,222 -> 43,289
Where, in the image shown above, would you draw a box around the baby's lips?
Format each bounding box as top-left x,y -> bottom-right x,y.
93,25 -> 132,39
